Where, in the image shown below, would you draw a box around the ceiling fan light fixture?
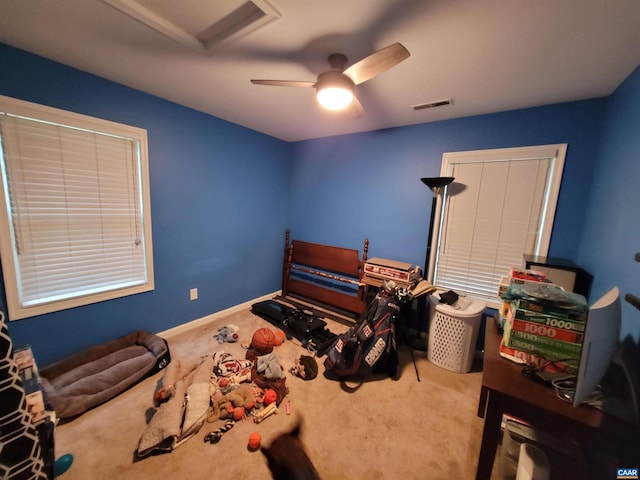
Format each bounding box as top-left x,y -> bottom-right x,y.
250,43 -> 410,117
315,71 -> 354,111
317,87 -> 353,110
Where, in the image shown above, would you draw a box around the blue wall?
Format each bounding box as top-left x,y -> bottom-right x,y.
578,66 -> 640,341
0,44 -> 292,365
289,101 -> 606,277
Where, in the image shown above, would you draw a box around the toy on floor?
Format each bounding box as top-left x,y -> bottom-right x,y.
256,352 -> 285,380
217,369 -> 251,387
204,421 -> 234,444
154,384 -> 175,404
138,357 -> 213,457
263,388 -> 277,406
212,351 -> 253,377
153,356 -> 186,405
54,453 -> 74,477
233,407 -> 246,421
289,355 -> 318,380
251,328 -> 277,354
210,384 -> 261,420
274,329 -> 286,346
215,325 -> 240,343
253,403 -> 277,423
248,432 -> 262,451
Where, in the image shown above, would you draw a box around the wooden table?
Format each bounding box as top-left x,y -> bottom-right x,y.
475,320 -> 639,480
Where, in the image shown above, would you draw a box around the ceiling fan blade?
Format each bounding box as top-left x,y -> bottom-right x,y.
346,95 -> 364,118
250,79 -> 315,87
343,42 -> 410,85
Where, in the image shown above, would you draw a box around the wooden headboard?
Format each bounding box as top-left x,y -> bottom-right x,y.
280,229 -> 369,323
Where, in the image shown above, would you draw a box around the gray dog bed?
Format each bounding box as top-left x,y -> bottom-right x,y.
40,330 -> 170,419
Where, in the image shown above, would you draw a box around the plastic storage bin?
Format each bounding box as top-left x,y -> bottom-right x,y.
428,294 -> 486,372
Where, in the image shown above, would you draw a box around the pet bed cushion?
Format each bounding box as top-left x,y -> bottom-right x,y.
40,330 -> 170,418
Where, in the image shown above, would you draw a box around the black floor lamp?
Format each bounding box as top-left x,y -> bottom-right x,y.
413,176 -> 454,349
421,176 -> 455,279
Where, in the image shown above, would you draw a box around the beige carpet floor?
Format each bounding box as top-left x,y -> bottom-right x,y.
53,305 -> 496,479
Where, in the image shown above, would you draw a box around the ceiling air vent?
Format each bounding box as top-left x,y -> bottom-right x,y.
412,98 -> 453,111
102,0 -> 281,54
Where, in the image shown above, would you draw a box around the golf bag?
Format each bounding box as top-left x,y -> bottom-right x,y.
324,285 -> 403,379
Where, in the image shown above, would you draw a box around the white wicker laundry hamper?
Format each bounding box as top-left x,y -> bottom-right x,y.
428,294 -> 486,373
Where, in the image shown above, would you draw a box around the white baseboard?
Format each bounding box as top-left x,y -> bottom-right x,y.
158,291 -> 279,339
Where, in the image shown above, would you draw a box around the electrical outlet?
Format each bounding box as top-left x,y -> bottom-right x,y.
189,288 -> 198,301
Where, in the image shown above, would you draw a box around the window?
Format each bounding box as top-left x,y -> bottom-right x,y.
431,144 -> 566,307
0,96 -> 154,320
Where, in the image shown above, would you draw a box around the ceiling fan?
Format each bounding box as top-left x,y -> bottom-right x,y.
250,42 -> 410,116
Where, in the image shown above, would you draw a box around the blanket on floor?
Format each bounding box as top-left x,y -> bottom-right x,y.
136,356 -> 213,457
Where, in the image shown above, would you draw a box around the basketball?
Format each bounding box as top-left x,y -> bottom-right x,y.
248,431 -> 262,450
251,328 -> 276,354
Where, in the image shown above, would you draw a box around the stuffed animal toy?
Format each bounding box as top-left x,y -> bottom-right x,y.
226,385 -> 258,411
209,389 -> 227,420
210,385 -> 260,420
215,325 -> 240,343
154,384 -> 175,404
247,384 -> 265,405
256,352 -> 285,379
212,351 -> 253,377
289,355 -> 318,380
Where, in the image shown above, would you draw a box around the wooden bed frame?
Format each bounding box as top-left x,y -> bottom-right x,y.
278,229 -> 369,324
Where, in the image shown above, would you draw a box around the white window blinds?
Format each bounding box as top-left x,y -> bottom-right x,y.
0,96 -> 154,319
433,145 -> 566,306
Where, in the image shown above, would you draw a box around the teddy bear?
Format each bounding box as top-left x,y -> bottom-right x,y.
209,384 -> 262,421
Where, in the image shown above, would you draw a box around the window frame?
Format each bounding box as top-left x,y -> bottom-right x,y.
430,144 -> 567,308
0,95 -> 154,320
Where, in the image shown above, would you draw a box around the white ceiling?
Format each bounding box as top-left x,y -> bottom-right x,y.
1,0 -> 639,142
